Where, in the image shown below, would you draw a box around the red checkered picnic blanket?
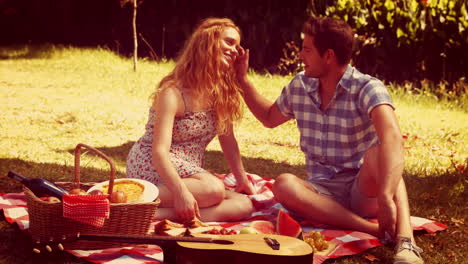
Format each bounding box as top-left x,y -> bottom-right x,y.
0,174 -> 447,264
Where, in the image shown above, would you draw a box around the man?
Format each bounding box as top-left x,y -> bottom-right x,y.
235,17 -> 423,264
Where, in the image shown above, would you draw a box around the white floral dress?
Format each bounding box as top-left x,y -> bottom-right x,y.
126,108 -> 217,185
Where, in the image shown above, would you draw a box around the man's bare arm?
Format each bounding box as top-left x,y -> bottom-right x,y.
235,48 -> 290,128
370,104 -> 405,237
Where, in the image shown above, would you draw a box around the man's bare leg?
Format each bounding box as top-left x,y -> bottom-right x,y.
394,180 -> 414,239
357,146 -> 414,241
272,173 -> 380,237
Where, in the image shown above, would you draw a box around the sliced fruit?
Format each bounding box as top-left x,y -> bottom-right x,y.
184,217 -> 209,228
239,227 -> 259,234
250,220 -> 276,234
154,219 -> 185,235
160,227 -> 187,237
276,209 -> 303,238
187,226 -> 217,235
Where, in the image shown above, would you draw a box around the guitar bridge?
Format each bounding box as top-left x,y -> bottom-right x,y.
263,237 -> 280,250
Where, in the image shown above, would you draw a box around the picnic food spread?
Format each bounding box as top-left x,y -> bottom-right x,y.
276,209 -> 303,238
109,190 -> 127,203
153,218 -> 237,237
304,230 -> 329,253
249,220 -> 276,234
152,216 -> 330,254
102,180 -> 144,202
275,209 -> 329,252
86,178 -> 159,203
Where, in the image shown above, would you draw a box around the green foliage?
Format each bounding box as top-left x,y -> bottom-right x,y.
277,40 -> 302,75
309,0 -> 468,90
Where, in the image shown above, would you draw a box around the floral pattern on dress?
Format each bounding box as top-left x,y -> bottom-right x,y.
126,108 -> 217,185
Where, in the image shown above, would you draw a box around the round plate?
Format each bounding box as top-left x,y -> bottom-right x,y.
87,178 -> 159,203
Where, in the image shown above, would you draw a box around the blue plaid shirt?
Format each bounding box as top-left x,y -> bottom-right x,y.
275,65 -> 394,182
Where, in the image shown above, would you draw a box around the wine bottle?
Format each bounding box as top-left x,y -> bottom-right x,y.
8,171 -> 69,200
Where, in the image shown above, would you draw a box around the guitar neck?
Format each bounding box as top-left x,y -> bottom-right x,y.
79,233 -> 214,245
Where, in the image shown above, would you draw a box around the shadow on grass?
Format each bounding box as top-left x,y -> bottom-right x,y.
0,43 -> 60,60
4,143 -> 464,221
65,141 -> 308,179
404,171 -> 466,220
0,43 -> 130,61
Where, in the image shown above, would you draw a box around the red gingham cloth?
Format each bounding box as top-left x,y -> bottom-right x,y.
62,194 -> 110,227
0,174 -> 448,264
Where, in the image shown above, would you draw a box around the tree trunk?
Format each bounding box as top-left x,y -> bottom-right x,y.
132,0 -> 138,71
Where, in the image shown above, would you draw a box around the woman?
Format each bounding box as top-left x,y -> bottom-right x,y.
126,18 -> 255,222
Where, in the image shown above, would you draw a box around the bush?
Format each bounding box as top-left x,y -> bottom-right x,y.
308,0 -> 468,90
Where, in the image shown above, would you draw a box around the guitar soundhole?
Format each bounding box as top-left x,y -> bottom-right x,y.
212,239 -> 234,245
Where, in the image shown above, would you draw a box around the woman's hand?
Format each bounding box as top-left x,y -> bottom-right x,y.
234,174 -> 256,195
173,189 -> 201,221
234,46 -> 249,82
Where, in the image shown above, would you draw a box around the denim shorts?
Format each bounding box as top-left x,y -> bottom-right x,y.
308,170 -> 378,218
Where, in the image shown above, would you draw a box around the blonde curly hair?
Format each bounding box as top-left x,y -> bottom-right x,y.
155,17 -> 243,135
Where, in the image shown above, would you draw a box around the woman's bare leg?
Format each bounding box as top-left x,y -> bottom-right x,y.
157,172 -> 226,208
155,190 -> 253,222
154,172 -> 253,221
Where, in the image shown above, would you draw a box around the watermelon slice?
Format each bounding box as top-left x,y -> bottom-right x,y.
276,209 -> 303,239
250,220 -> 276,234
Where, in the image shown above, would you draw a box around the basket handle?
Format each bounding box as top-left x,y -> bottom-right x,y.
74,143 -> 115,195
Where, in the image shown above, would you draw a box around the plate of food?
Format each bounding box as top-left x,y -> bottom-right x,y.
87,178 -> 159,203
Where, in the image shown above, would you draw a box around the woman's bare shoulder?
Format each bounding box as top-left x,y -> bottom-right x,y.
153,85 -> 184,113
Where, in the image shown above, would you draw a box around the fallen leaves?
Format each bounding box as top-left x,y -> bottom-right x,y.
362,253 -> 380,262
455,163 -> 465,174
449,217 -> 464,227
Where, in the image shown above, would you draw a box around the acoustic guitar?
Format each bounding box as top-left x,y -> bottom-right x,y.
37,232 -> 313,264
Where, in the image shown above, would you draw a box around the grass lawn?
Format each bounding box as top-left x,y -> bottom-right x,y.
0,44 -> 466,263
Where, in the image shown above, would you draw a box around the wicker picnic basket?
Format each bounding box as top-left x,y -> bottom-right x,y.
24,143 -> 160,250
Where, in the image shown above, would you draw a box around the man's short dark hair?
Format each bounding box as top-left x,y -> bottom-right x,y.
302,17 -> 355,65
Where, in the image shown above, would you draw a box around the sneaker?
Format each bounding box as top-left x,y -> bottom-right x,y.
393,236 -> 424,264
